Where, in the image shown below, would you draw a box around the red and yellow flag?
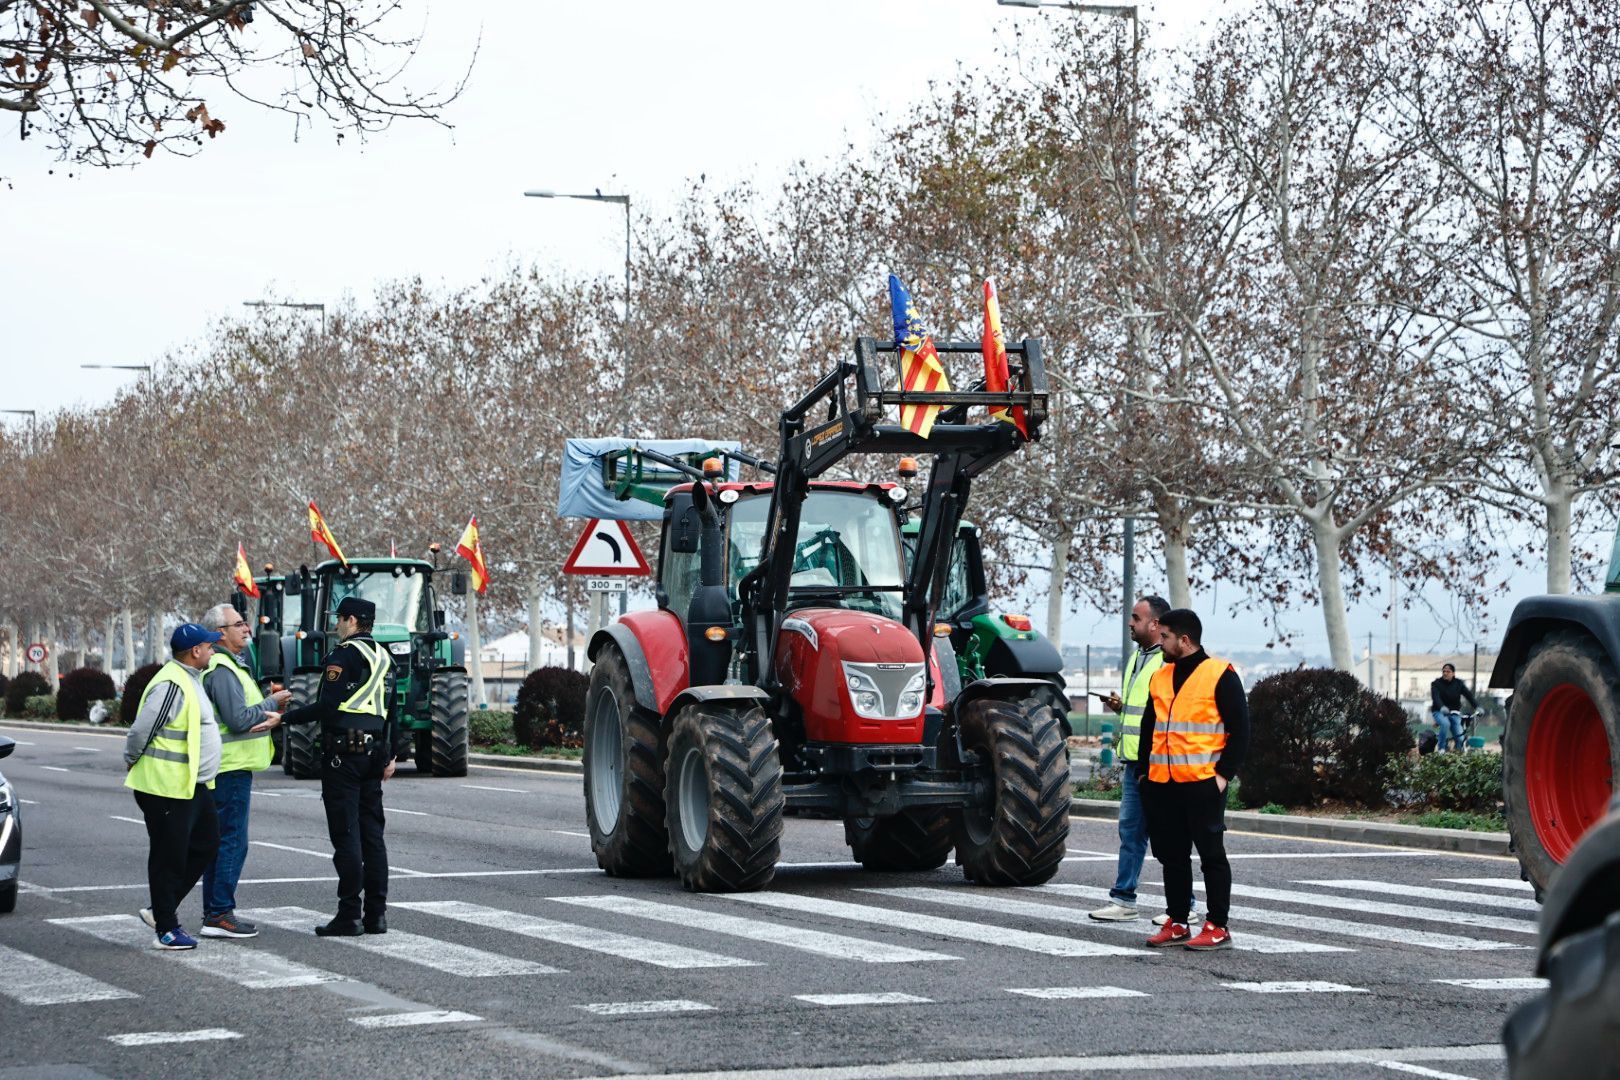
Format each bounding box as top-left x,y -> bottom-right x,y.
307,501 -> 348,566
233,542 -> 260,599
889,274 -> 951,438
456,515 -> 490,595
981,278 -> 1028,439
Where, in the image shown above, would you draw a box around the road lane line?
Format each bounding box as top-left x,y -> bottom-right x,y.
349,1010 -> 482,1028
726,892 -> 1147,958
1297,879 -> 1542,913
1006,987 -> 1146,1000
1224,981 -> 1368,994
551,829 -> 592,838
575,1000 -> 714,1016
795,992 -> 932,1006
0,942 -> 138,1005
109,815 -> 144,825
22,867 -> 605,893
1213,882 -> 1537,935
559,895 -> 957,964
1439,877 -> 1536,892
874,887 -> 1346,955
73,746 -> 103,752
251,841 -> 333,859
19,798 -> 38,804
51,914 -> 349,988
40,766 -> 69,772
246,905 -> 559,977
1434,977 -> 1548,990
1374,1062 -> 1482,1079
398,899 -> 760,969
461,783 -> 525,793
107,1029 -> 240,1047
389,807 -> 430,816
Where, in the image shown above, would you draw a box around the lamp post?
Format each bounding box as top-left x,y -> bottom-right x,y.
81,363 -> 155,391
243,299 -> 327,335
998,0 -> 1140,668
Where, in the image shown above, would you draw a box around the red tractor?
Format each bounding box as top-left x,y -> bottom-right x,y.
581,336 -> 1071,892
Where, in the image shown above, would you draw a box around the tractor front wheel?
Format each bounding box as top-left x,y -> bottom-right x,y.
953,694 -> 1070,886
427,672 -> 470,777
665,701 -> 783,892
846,810 -> 955,872
583,647 -> 671,876
281,672 -> 322,779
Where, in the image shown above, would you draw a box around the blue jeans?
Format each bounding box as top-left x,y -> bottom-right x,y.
1111,766 -> 1197,911
1432,710 -> 1464,752
203,770 -> 253,918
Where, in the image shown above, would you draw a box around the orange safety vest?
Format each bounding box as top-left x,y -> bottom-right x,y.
1147,657 -> 1231,783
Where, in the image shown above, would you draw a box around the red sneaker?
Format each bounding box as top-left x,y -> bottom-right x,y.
1184,922 -> 1232,950
1145,921 -> 1191,947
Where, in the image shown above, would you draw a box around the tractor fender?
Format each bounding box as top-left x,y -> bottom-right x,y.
984,633 -> 1066,682
1535,796 -> 1620,975
1492,595 -> 1620,688
667,684 -> 772,721
950,677 -> 1064,723
588,611 -> 693,716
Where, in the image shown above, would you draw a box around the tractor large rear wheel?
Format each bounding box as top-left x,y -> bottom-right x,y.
1504,633 -> 1620,895
665,701 -> 783,892
583,647 -> 671,877
953,694 -> 1070,886
427,672 -> 470,777
281,672 -> 321,779
846,810 -> 955,872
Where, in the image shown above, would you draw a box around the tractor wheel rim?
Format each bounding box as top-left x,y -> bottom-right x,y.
676,744 -> 710,854
588,690 -> 624,830
1526,682 -> 1613,863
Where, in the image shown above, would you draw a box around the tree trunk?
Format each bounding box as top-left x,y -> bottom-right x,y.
465,589 -> 486,707
527,580 -> 545,674
146,609 -> 161,665
44,614 -> 58,688
1311,523 -> 1355,671
1046,533 -> 1069,652
121,610 -> 136,679
1154,494 -> 1194,609
1545,486 -> 1573,594
104,614 -> 117,671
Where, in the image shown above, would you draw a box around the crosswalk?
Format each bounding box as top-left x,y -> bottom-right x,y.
5,871 -> 1546,1032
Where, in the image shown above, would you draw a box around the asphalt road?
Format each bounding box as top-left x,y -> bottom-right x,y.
0,722 -> 1531,1079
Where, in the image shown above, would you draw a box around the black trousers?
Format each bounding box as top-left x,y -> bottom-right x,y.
133,785 -> 220,933
1142,775 -> 1232,927
320,746 -> 388,923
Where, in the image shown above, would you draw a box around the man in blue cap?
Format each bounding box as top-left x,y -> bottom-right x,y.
123,622 -> 226,950
280,595 -> 396,936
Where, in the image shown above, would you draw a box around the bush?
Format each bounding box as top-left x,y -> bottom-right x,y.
4,671 -> 49,716
0,673 -> 9,706
1241,668 -> 1414,809
23,694 -> 56,718
513,667 -> 588,749
58,666 -> 117,721
469,709 -> 514,746
119,663 -> 164,727
1385,750 -> 1503,813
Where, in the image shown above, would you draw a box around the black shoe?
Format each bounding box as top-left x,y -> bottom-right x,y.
315,918 -> 363,937
363,916 -> 387,935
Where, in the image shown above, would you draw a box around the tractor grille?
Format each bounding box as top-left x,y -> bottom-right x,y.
841,661 -> 926,720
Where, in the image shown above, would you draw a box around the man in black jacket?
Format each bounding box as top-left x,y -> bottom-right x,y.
1430,664 -> 1478,752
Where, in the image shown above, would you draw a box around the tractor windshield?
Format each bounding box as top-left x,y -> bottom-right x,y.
728,491 -> 904,617
327,570 -> 427,632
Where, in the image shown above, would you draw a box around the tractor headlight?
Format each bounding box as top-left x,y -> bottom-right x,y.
897,671 -> 926,715
388,642 -> 412,656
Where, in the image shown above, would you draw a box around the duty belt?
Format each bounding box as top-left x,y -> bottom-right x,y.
324,730 -> 379,754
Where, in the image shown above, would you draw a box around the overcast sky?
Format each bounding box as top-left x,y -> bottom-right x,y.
0,0 -> 1582,659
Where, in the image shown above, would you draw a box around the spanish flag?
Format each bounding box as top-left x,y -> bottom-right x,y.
233,542 -> 260,599
308,501 -> 348,566
456,515 -> 490,595
981,278 -> 1028,439
889,274 -> 950,438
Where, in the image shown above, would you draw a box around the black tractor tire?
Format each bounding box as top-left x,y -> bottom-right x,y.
281,672 -> 322,779
953,694 -> 1071,886
0,879 -> 16,914
846,810 -> 955,872
427,672 -> 470,778
1503,632 -> 1620,896
414,728 -> 434,775
1504,911 -> 1620,1079
664,701 -> 784,892
270,725 -> 284,766
583,647 -> 671,877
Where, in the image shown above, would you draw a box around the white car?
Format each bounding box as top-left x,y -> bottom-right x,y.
0,736 -> 20,913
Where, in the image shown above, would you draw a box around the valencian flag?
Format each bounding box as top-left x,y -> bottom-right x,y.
456,515 -> 490,595
233,542 -> 260,599
981,278 -> 1028,439
307,501 -> 348,566
888,274 -> 951,438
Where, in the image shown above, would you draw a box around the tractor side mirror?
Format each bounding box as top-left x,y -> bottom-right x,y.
433,610 -> 446,629
284,573 -> 302,596
231,589 -> 249,615
671,506 -> 700,554
450,572 -> 468,596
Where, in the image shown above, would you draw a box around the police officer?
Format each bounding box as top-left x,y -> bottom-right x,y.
280,596 -> 395,936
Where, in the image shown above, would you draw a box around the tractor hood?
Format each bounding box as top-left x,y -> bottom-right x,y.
774,609 -> 927,745
369,624 -> 412,645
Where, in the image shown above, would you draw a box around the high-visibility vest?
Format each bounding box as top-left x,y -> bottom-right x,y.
1146,657 -> 1231,783
207,651 -> 272,774
1116,646 -> 1164,763
336,638 -> 390,728
126,661 -> 214,798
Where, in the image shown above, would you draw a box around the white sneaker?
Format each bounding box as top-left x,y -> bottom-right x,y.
1088,902 -> 1141,922
138,908 -> 156,930
1153,911 -> 1203,926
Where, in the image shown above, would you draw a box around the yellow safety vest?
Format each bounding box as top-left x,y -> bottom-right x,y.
207,651 -> 272,774
1116,646 -> 1163,763
336,638 -> 390,725
126,661 -> 215,798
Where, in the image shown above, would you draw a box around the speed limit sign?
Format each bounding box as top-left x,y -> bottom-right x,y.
25,642 -> 47,665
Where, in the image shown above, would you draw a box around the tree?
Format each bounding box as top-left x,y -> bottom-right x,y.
3,1 -> 471,167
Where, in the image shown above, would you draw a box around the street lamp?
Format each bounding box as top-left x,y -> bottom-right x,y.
81,363 -> 155,389
243,299 -> 327,335
998,0 -> 1141,669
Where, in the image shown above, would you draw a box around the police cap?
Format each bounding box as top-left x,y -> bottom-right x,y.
336,596 -> 376,621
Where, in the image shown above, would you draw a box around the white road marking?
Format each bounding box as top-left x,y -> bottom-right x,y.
10,740 -> 35,745
460,783 -> 525,793
251,841 -> 333,859
1374,1062 -> 1482,1079
563,895 -> 957,964
349,1010 -> 482,1028
875,886 -> 1346,955
1224,981 -> 1368,994
1434,977 -> 1548,990
575,999 -> 714,1016
1221,851 -> 1442,860
551,829 -> 592,838
18,798 -> 38,804
107,1029 -> 240,1047
1439,877 -> 1536,892
22,867 -> 605,893
1216,882 -> 1537,935
1045,885 -> 1522,952
256,790 -> 284,797
245,905 -> 558,977
1007,987 -> 1147,1000
397,899 -> 758,969
51,914 -> 349,989
388,807 -> 430,816
795,992 -> 933,1006
0,942 -> 138,1005
727,892 -> 1146,958
40,765 -> 69,772
109,815 -> 144,825
1298,878 -> 1541,913
73,746 -> 103,752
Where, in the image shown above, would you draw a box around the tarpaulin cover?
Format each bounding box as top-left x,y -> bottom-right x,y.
557,438 -> 744,521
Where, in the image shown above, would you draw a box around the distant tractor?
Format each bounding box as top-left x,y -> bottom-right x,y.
278,557 -> 471,779
230,568 -> 295,764
582,336 -> 1071,892
1491,536 -> 1620,896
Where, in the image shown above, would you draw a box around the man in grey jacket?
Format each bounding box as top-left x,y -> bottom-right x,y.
198,603 -> 292,939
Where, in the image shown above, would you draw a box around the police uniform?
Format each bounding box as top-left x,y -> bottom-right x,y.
280,596 -> 393,936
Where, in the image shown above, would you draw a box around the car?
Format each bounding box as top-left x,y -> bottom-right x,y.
0,735 -> 19,913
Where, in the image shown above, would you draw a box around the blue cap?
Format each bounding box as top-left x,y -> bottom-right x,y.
171,623 -> 223,651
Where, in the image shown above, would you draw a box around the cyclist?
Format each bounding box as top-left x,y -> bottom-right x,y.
1429,663 -> 1478,752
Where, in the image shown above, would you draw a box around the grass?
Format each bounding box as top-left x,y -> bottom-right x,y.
1400,809 -> 1507,832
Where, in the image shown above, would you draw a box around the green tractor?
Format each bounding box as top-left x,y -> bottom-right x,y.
230,568 -> 297,765
278,557 -> 471,779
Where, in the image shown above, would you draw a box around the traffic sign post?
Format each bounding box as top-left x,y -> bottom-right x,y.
564,519 -> 650,638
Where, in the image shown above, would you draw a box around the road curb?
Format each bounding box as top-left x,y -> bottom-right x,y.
1070,797 -> 1511,856
0,719 -> 123,735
